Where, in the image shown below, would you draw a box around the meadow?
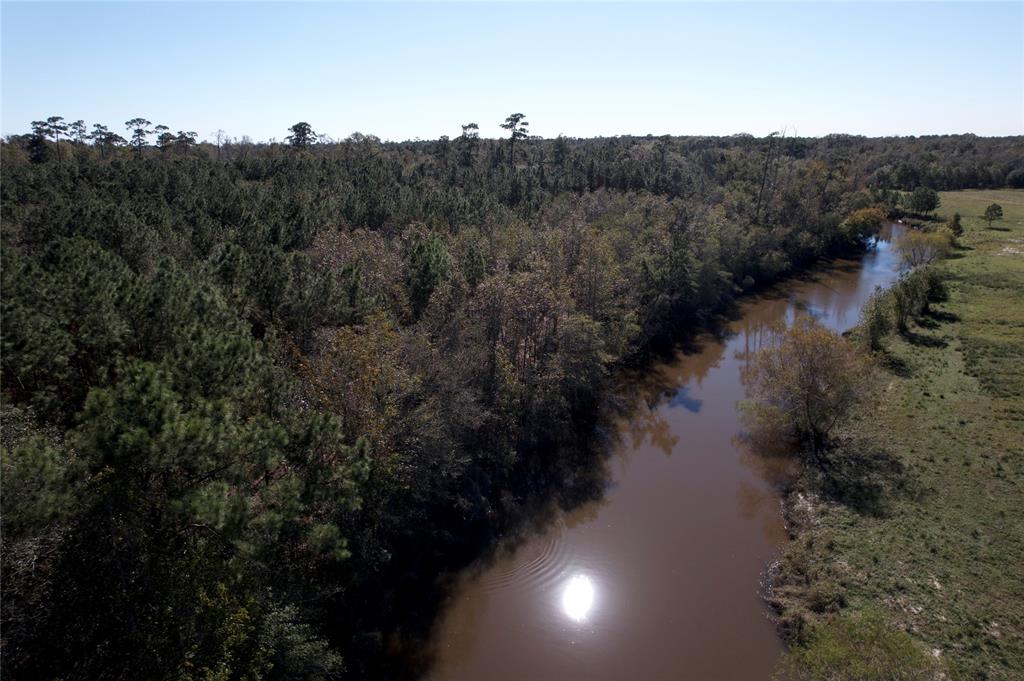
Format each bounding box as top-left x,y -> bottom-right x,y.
774,189 -> 1024,679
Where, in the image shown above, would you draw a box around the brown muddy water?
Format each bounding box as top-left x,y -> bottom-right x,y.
424,225 -> 906,681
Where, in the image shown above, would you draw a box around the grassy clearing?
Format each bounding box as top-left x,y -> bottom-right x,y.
773,190 -> 1024,680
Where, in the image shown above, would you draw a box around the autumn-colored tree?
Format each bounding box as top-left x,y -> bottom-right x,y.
742,317 -> 873,460
840,206 -> 887,244
897,228 -> 952,268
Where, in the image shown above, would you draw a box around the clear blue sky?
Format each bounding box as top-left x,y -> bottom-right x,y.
2,2 -> 1022,141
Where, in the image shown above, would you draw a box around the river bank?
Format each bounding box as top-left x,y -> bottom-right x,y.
418,225 -> 908,680
769,190 -> 1024,679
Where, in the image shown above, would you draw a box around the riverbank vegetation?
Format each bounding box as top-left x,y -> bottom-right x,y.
2,122 -> 1021,678
768,189 -> 1024,680
741,317 -> 873,464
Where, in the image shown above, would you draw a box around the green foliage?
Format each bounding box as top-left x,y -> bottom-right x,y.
920,267 -> 948,306
500,112 -> 529,164
904,186 -> 940,216
287,121 -> 318,148
254,605 -> 345,680
0,425 -> 79,538
774,190 -> 1024,680
983,202 -> 1003,227
1,126 -> 1018,678
861,286 -> 894,351
883,267 -> 946,333
405,228 -> 451,319
125,117 -> 153,152
891,270 -> 928,332
776,610 -> 944,681
841,206 -> 886,244
948,212 -> 963,237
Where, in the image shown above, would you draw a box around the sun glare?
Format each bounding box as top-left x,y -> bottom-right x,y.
561,574 -> 595,622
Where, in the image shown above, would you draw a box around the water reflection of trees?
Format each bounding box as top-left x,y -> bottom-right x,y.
609,334 -> 726,457
602,235 -> 907,525
610,289 -> 800,458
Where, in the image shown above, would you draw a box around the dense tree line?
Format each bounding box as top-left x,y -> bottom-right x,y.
1,120 -> 1019,679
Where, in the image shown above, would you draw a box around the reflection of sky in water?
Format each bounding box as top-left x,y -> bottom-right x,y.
799,300 -> 827,320
561,574 -> 595,622
668,387 -> 703,413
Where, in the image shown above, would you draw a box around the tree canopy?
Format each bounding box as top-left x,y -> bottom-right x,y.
0,117 -> 1020,678
905,186 -> 940,216
742,317 -> 874,458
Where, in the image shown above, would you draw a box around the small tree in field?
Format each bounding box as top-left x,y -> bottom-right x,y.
742,317 -> 873,462
904,186 -> 939,217
984,203 -> 1003,228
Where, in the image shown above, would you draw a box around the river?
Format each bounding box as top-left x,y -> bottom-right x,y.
423,224 -> 906,681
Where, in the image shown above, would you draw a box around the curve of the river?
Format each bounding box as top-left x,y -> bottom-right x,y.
425,224 -> 906,681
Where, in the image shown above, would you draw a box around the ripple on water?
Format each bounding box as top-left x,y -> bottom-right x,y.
479,525 -> 573,594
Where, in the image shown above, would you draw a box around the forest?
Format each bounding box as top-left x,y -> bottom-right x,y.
2,118 -> 1022,679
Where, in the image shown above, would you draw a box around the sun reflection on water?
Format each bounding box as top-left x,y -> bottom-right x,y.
561,574 -> 595,622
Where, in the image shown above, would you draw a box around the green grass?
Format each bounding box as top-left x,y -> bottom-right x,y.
774,190 -> 1024,680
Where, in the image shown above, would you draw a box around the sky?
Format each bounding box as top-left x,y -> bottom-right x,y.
2,1 -> 1022,142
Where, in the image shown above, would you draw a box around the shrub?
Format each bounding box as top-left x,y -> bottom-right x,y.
948,212 -> 963,238
892,272 -> 928,332
742,317 -> 873,460
860,286 -> 893,351
897,229 -> 952,268
921,267 -> 948,307
841,206 -> 887,244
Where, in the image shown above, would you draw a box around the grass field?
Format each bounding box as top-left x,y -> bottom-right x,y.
774,189 -> 1024,680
